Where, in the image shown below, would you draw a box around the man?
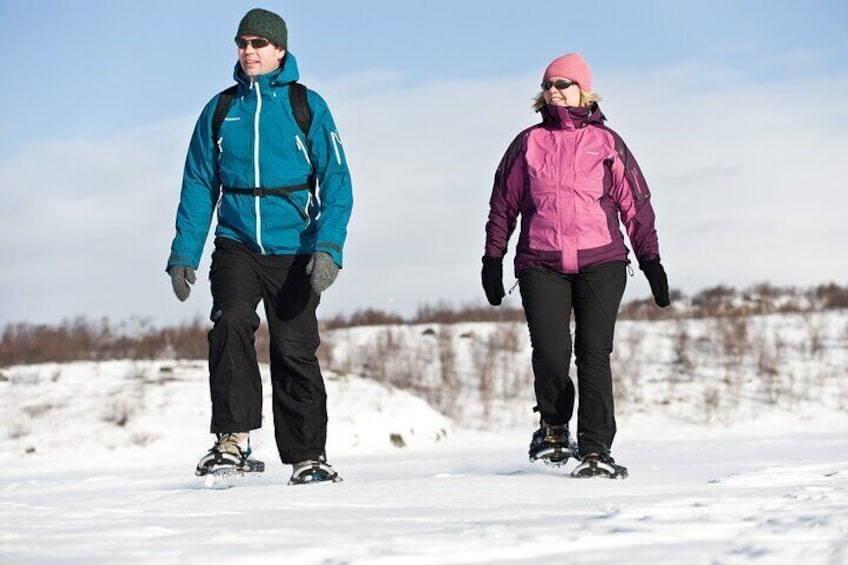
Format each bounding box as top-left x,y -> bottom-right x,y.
166,8 -> 353,485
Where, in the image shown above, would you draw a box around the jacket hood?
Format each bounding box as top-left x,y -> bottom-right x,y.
541,102 -> 606,130
232,51 -> 300,88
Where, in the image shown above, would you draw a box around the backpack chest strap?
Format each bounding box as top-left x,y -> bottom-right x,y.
222,182 -> 312,197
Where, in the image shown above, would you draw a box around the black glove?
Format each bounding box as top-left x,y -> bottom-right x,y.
639,259 -> 670,308
306,252 -> 340,294
167,265 -> 196,302
481,256 -> 505,306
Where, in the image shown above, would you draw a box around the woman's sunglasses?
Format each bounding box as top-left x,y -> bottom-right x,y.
235,37 -> 271,49
541,79 -> 576,91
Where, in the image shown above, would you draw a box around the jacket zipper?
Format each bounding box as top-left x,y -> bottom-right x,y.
253,80 -> 265,254
630,167 -> 648,200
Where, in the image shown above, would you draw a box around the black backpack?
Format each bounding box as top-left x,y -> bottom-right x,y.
210,82 -> 315,196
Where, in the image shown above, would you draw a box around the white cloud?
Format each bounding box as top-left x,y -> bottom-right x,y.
2,61 -> 846,326
598,64 -> 848,293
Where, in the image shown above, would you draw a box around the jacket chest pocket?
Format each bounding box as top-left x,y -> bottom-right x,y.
218,119 -> 253,178
574,155 -> 608,200
575,151 -> 607,178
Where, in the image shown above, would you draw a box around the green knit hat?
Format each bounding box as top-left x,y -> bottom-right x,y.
236,8 -> 287,49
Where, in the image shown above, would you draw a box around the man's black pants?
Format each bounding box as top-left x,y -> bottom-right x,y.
518,261 -> 626,455
207,237 -> 326,464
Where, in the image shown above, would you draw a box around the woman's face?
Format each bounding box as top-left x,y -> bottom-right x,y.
542,77 -> 581,107
237,35 -> 286,76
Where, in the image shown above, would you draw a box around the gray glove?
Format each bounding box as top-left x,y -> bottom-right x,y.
167,266 -> 196,302
305,252 -> 339,294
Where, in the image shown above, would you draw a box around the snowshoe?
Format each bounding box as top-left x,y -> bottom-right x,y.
195,432 -> 265,479
570,453 -> 628,479
288,456 -> 342,486
528,421 -> 578,467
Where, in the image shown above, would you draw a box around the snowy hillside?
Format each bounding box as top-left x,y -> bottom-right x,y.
1,311 -> 847,563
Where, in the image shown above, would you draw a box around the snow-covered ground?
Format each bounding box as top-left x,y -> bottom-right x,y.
2,313 -> 848,564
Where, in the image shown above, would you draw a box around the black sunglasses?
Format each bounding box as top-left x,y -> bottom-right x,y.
541,79 -> 576,91
235,37 -> 271,49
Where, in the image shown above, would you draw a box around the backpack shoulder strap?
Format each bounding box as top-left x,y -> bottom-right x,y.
288,82 -> 313,138
211,85 -> 238,146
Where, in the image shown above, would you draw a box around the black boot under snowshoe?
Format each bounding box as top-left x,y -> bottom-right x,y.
570,452 -> 628,479
528,421 -> 578,467
288,455 -> 342,485
195,433 -> 265,477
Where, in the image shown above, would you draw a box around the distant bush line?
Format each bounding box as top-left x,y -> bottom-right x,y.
1,283 -> 846,366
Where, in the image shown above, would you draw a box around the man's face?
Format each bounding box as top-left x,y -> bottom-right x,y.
236,35 -> 286,76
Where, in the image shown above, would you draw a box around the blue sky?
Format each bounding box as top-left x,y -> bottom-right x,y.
1,1 -> 846,326
3,1 -> 845,149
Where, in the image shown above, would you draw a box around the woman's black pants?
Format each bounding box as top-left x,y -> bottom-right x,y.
519,261 -> 626,456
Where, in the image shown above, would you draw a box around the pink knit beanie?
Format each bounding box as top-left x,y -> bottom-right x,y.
543,53 -> 592,92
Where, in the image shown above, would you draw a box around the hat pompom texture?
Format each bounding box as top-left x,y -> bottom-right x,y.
237,8 -> 287,49
543,53 -> 591,92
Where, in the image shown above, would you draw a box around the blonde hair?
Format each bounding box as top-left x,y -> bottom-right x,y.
532,89 -> 601,112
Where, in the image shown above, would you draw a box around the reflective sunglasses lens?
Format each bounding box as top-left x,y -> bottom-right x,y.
235,37 -> 270,49
541,79 -> 574,90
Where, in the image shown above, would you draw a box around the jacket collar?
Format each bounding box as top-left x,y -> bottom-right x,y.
541,102 -> 606,130
233,51 -> 301,90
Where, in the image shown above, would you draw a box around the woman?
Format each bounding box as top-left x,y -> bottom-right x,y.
482,53 -> 670,479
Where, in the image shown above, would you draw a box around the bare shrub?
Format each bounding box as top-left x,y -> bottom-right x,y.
432,326 -> 461,419
487,323 -> 525,353
816,283 -> 848,309
322,308 -> 405,329
358,329 -> 396,384
618,291 -> 682,321
802,313 -> 826,360
692,285 -> 737,318
752,333 -> 781,405
413,302 -> 525,324
102,398 -> 135,427
102,376 -> 145,428
438,326 -> 457,385
353,328 -> 430,396
718,316 -> 749,365
837,367 -> 848,412
702,387 -> 721,424
719,366 -> 742,412
611,324 -> 645,414
672,319 -> 694,374
469,332 -> 498,422
316,335 -> 335,372
0,316 -> 210,365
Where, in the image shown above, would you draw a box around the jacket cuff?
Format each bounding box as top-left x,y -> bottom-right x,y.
637,255 -> 660,268
315,242 -> 343,268
166,253 -> 195,272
